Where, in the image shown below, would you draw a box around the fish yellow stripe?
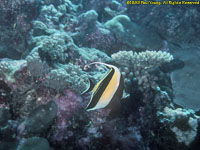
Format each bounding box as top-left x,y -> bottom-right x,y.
87,64 -> 121,111
92,69 -> 112,93
86,67 -> 114,110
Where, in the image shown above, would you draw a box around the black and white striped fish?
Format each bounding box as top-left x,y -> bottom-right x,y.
82,62 -> 124,111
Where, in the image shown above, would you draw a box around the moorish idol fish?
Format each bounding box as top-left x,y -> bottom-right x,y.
82,62 -> 124,111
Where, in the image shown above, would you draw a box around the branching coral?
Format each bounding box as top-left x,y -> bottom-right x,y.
111,50 -> 174,92
43,63 -> 89,93
26,30 -> 110,93
26,50 -> 89,93
39,0 -> 77,27
36,34 -> 69,65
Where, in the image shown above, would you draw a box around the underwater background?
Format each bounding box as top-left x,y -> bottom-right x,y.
0,0 -> 200,150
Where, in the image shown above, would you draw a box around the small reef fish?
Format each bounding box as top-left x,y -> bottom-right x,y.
82,62 -> 124,111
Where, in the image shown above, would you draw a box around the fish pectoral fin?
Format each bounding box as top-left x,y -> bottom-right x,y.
81,78 -> 95,95
122,91 -> 130,100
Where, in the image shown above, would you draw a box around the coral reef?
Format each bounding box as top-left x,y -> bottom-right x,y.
104,15 -> 163,51
159,107 -> 200,146
0,108 -> 11,127
39,0 -> 78,27
49,89 -> 87,146
126,4 -> 200,45
0,59 -> 27,83
29,32 -> 70,66
0,0 -> 200,150
72,9 -> 116,52
17,137 -> 51,150
0,79 -> 12,107
0,0 -> 41,59
18,101 -> 58,136
72,5 -> 164,53
37,35 -> 69,65
43,63 -> 89,93
111,50 -> 173,92
26,49 -> 50,77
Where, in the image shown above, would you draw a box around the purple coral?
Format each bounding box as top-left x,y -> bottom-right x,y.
50,89 -> 85,142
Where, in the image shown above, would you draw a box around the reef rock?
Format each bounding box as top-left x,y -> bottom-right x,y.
0,0 -> 41,59
72,9 -> 116,52
0,108 -> 11,127
18,101 -> 58,136
126,5 -> 200,45
158,107 -> 200,146
17,137 -> 51,150
105,15 -> 163,51
50,89 -> 87,144
0,59 -> 27,83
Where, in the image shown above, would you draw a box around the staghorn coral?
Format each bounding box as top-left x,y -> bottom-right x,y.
111,50 -> 174,92
112,50 -> 173,68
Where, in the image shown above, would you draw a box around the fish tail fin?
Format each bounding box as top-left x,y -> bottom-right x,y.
81,78 -> 95,95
